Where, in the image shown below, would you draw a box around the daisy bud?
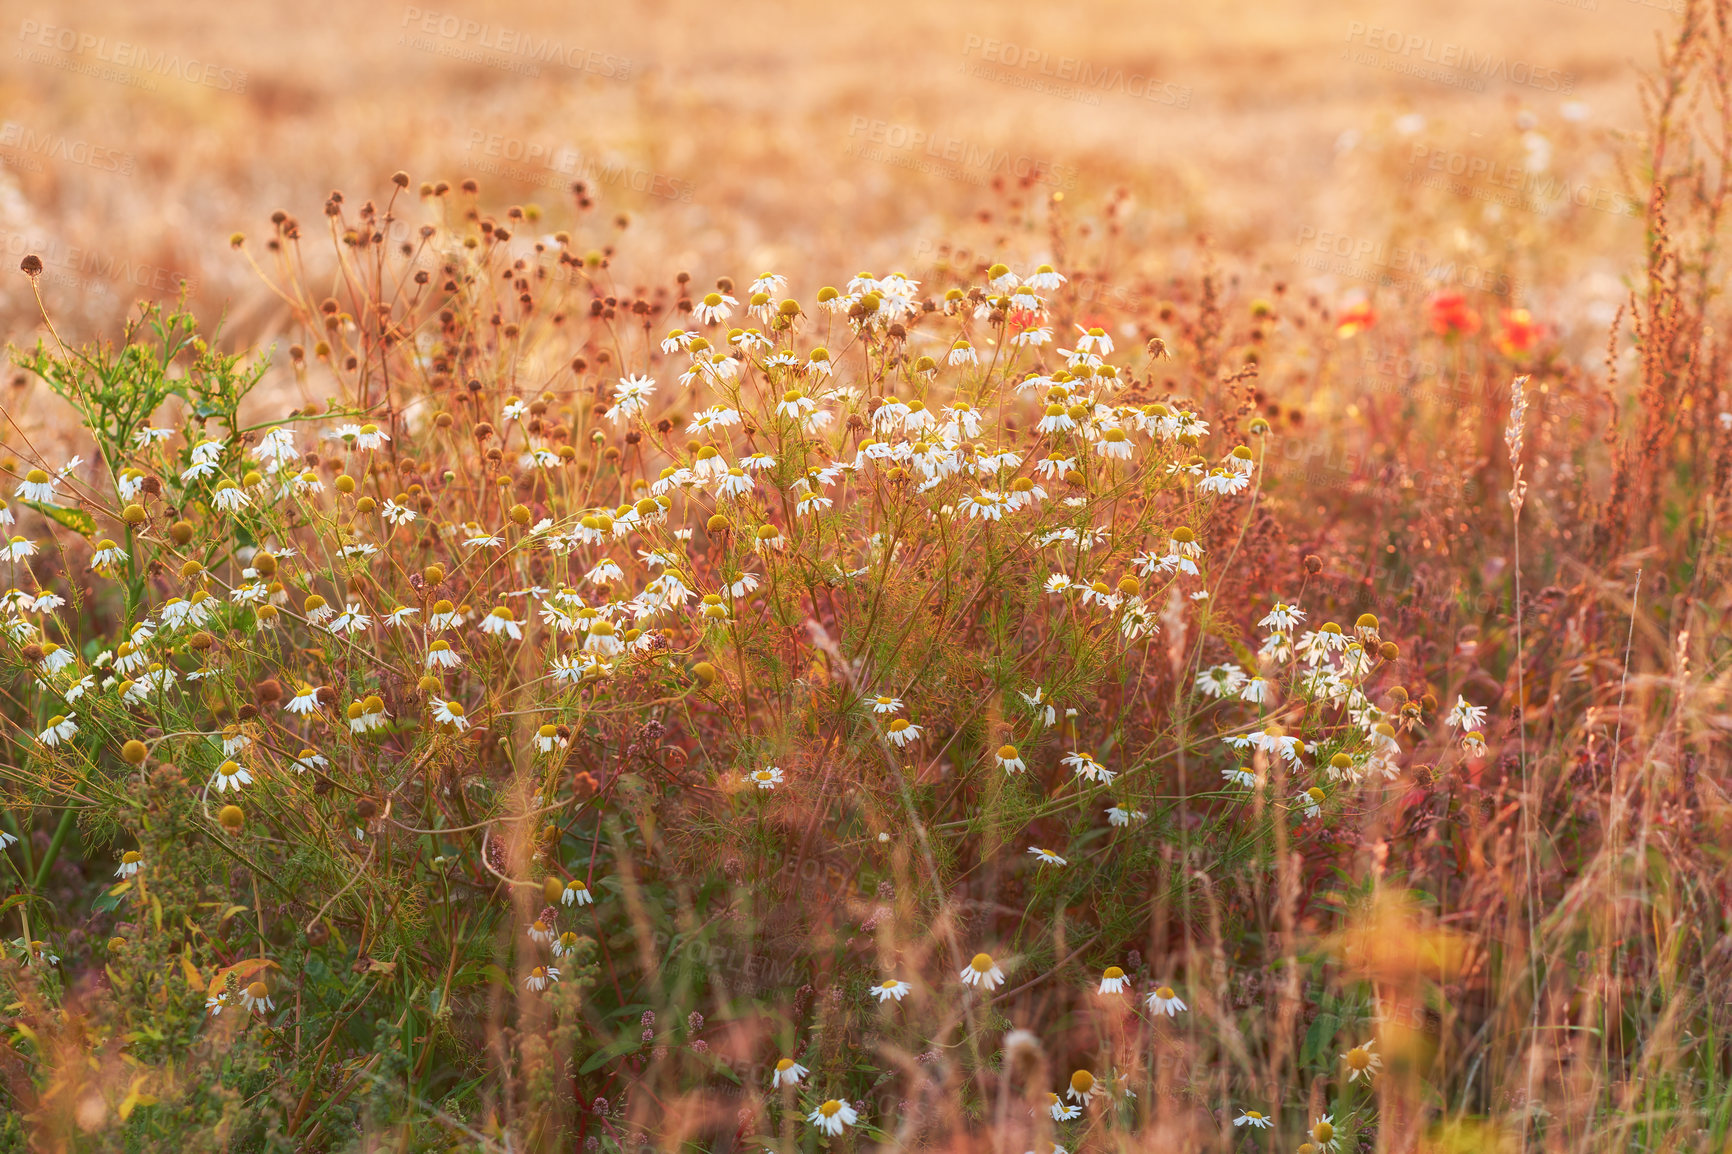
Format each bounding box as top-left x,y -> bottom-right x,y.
509,503 -> 531,525
424,563 -> 445,584
122,504 -> 147,524
1380,642 -> 1400,660
544,877 -> 565,904
218,804 -> 245,832
418,674 -> 441,693
254,551 -> 277,576
1249,416 -> 1271,434
1117,576 -> 1141,596
692,661 -> 717,685
108,936 -> 127,952
335,475 -> 356,494
122,739 -> 148,765
181,560 -> 204,579
707,514 -> 731,533
356,496 -> 376,513
170,520 -> 194,544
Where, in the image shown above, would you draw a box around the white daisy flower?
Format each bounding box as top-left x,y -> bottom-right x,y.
241,981 -> 274,1014
807,1099 -> 857,1136
431,698 -> 469,730
872,978 -> 911,1003
885,719 -> 922,747
960,951 -> 1005,990
1446,695 -> 1488,731
746,766 -> 784,790
212,760 -> 253,792
37,713 -> 77,746
286,683 -> 322,714
14,468 -> 57,503
693,292 -> 736,325
480,606 -> 523,639
1145,984 -> 1187,1016
523,965 -> 560,991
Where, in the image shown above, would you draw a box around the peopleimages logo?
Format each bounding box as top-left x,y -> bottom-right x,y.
1292,225 -> 1519,298
1,121 -> 135,176
1343,21 -> 1576,93
845,117 -> 1077,190
960,35 -> 1192,108
15,20 -> 248,92
0,228 -> 199,296
400,8 -> 632,78
464,131 -> 694,202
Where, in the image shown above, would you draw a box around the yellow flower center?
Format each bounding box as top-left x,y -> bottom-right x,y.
970,953 -> 994,972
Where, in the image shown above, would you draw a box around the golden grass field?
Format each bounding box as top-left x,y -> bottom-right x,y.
0,0 -> 1728,1151
0,0 -> 1679,345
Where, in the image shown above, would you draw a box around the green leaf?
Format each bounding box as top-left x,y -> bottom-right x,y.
21,501 -> 97,538
579,1031 -> 644,1075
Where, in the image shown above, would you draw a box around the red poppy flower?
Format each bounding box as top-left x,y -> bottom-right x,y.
1427,291 -> 1481,337
1335,301 -> 1378,338
1495,308 -> 1541,357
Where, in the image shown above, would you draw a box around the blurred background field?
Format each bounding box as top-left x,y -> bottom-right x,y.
0,0 -> 1680,354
